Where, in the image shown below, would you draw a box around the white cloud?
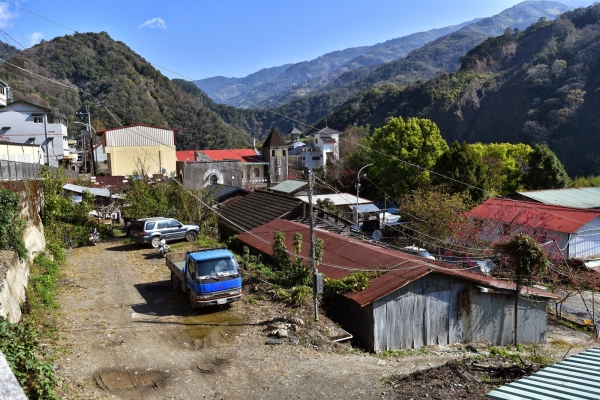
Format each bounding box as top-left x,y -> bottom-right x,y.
139,17 -> 167,29
0,3 -> 19,29
29,31 -> 43,46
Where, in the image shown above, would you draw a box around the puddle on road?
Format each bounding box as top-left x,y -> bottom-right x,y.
182,311 -> 246,347
95,369 -> 166,391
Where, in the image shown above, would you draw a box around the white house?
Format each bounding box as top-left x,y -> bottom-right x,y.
0,100 -> 71,167
290,127 -> 341,170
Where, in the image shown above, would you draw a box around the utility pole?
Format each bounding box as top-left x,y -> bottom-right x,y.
43,113 -> 49,166
86,105 -> 96,176
308,170 -> 318,321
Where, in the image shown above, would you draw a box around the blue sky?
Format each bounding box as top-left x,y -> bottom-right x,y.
0,0 -> 593,80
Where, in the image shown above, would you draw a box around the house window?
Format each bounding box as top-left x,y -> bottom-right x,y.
209,174 -> 218,184
271,150 -> 275,157
33,114 -> 43,124
282,150 -> 286,157
315,138 -> 318,144
253,168 -> 260,178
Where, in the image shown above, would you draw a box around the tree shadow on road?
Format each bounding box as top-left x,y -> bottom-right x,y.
105,243 -> 142,252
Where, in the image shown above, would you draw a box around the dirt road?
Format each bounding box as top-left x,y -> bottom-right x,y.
54,239 -> 459,400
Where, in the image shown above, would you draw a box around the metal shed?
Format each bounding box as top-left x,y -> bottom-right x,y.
237,219 -> 559,352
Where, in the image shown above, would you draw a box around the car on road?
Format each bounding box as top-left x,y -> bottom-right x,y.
130,217 -> 200,248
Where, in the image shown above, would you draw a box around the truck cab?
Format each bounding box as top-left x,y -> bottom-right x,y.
183,249 -> 242,308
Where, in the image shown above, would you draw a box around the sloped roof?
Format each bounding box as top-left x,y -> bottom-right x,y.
63,183 -> 111,198
176,149 -> 263,163
262,128 -> 287,148
206,184 -> 248,202
97,123 -> 177,134
311,127 -> 341,136
516,187 -> 600,209
487,346 -> 600,399
218,191 -> 304,233
237,220 -> 559,306
466,198 -> 600,234
270,180 -> 308,194
296,193 -> 373,206
290,128 -> 302,135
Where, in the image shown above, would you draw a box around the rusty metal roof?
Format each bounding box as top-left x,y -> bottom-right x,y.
218,191 -> 304,234
236,220 -> 559,305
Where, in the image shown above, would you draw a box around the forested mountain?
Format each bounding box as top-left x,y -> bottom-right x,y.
324,4 -> 600,177
198,1 -> 569,111
195,64 -> 292,104
0,32 -> 250,150
263,1 -> 570,108
0,41 -> 20,61
195,19 -> 478,107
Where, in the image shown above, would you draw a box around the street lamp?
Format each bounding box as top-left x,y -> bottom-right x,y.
355,163 -> 373,226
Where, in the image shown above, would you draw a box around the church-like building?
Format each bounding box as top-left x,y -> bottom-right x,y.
176,127 -> 288,191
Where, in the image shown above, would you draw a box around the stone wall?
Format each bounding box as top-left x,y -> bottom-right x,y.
0,180 -> 45,322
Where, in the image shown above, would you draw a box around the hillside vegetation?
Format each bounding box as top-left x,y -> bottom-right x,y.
325,4 -> 600,176
0,32 -> 250,150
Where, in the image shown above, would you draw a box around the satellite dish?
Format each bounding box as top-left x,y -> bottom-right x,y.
372,230 -> 382,242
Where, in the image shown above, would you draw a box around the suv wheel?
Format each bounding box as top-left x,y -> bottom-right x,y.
151,236 -> 161,248
185,231 -> 198,242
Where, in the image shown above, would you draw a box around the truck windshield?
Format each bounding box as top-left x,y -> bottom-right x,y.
196,257 -> 239,280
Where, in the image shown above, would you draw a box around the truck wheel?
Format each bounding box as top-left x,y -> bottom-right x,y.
171,272 -> 179,291
151,236 -> 161,248
188,290 -> 198,310
185,231 -> 198,242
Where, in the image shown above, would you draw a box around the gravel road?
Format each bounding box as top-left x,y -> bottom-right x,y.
54,239 -> 461,400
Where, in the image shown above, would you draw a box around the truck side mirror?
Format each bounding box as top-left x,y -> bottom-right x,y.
193,271 -> 198,281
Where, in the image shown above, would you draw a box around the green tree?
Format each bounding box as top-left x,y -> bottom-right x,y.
400,187 -> 473,251
522,144 -> 570,190
494,234 -> 548,345
433,141 -> 489,202
369,117 -> 448,199
469,143 -> 533,194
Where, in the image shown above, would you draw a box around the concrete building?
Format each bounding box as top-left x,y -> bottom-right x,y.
97,124 -> 177,177
261,127 -> 288,186
289,127 -> 341,170
176,148 -> 268,190
0,101 -> 71,167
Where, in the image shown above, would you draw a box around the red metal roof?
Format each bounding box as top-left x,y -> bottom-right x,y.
237,219 -> 559,306
466,198 -> 600,234
176,149 -> 262,163
176,150 -> 196,162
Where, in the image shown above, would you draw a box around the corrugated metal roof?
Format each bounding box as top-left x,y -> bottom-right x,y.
237,220 -> 559,305
517,187 -> 600,209
296,193 -> 373,206
206,184 -> 247,202
349,203 -> 381,213
486,346 -> 600,399
63,184 -> 110,198
218,191 -> 304,233
270,180 -> 308,194
467,198 -> 600,234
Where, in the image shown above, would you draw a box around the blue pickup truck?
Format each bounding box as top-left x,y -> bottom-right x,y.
165,249 -> 242,309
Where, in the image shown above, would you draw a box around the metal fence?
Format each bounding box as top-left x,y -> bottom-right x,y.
0,160 -> 79,180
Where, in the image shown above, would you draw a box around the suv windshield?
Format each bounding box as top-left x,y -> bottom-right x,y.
196,257 -> 239,280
